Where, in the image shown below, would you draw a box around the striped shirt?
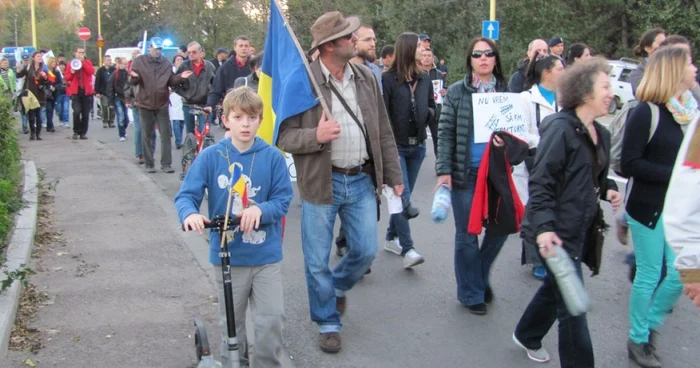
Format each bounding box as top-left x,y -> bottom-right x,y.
319,61 -> 368,168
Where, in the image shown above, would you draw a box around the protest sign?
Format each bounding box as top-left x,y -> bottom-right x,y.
432,80 -> 443,104
284,152 -> 297,182
472,93 -> 527,143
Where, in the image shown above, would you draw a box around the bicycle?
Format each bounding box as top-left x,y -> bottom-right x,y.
180,105 -> 217,181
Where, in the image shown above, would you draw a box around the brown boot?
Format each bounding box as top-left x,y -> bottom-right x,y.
336,296 -> 347,316
318,332 -> 341,353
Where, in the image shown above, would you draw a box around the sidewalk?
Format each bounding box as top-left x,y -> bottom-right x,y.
3,119 -> 294,367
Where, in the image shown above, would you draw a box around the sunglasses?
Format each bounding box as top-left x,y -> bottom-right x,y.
471,50 -> 496,58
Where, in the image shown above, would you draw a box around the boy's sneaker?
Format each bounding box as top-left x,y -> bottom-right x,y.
512,333 -> 550,363
384,239 -> 402,255
119,137 -> 126,142
403,249 -> 425,269
627,339 -> 661,368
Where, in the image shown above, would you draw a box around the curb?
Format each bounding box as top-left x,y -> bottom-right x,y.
0,160 -> 39,359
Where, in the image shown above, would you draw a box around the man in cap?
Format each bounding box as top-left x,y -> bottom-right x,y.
277,11 -> 403,354
210,48 -> 228,72
419,33 -> 439,66
548,37 -> 566,65
129,37 -> 192,173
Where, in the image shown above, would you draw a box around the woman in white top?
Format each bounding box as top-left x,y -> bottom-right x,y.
515,53 -> 565,280
170,55 -> 185,148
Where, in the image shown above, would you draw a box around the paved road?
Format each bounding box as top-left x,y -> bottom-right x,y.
5,114 -> 698,368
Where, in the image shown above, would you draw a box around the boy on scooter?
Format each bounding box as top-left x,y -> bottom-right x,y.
175,87 -> 293,367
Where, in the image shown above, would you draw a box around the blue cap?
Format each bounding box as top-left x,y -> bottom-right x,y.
150,37 -> 164,49
419,34 -> 430,41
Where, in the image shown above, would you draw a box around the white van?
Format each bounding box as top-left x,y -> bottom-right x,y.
104,47 -> 139,62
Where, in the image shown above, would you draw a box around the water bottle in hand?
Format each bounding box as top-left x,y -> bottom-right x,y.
544,246 -> 592,316
431,184 -> 452,223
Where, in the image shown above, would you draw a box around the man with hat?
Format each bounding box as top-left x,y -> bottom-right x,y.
548,37 -> 566,65
419,33 -> 439,66
129,37 -> 192,173
210,47 -> 229,72
277,11 -> 403,354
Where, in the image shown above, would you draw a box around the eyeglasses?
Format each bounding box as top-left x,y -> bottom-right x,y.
471,50 -> 495,58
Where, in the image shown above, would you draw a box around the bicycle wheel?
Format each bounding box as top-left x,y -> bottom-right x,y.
180,133 -> 198,180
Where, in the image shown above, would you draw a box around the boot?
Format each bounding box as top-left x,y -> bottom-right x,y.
628,339 -> 662,368
35,132 -> 42,141
29,132 -> 36,141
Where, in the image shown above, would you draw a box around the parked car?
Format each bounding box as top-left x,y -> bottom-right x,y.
607,58 -> 639,114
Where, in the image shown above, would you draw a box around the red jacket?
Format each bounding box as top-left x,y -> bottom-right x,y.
468,132 -> 529,236
64,59 -> 95,96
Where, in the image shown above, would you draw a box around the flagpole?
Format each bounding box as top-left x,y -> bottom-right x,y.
30,0 -> 37,48
273,0 -> 331,116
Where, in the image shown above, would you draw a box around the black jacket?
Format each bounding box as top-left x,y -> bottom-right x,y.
524,110 -> 617,267
508,59 -> 528,93
381,70 -> 435,145
436,76 -> 508,189
621,102 -> 684,229
207,56 -> 250,107
106,68 -> 128,103
94,65 -> 116,95
174,59 -> 216,105
210,58 -> 226,71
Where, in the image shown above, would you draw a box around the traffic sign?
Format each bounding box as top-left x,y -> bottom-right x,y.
96,35 -> 104,48
482,21 -> 499,41
78,27 -> 91,41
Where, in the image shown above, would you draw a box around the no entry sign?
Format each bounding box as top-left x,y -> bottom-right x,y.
78,27 -> 91,41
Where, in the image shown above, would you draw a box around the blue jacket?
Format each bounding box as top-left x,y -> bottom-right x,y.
175,137 -> 293,266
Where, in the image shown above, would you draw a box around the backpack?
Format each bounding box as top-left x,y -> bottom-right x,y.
609,100 -> 659,176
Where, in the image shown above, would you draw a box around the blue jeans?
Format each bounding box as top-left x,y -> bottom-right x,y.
56,94 -> 70,123
132,106 -> 155,158
40,105 -> 47,127
451,170 -> 509,306
515,259 -> 594,368
45,99 -> 55,130
20,110 -> 28,131
301,172 -> 377,333
172,120 -> 185,146
114,100 -> 128,138
627,214 -> 682,344
386,143 -> 426,253
183,105 -> 205,134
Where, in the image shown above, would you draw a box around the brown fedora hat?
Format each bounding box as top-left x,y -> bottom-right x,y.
309,11 -> 361,54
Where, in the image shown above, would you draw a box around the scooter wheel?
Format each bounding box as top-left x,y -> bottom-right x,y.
194,328 -> 204,361
193,317 -> 211,361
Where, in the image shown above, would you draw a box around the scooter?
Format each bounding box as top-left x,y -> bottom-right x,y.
183,178 -> 242,367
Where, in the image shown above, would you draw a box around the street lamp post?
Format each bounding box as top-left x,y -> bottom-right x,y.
97,0 -> 103,66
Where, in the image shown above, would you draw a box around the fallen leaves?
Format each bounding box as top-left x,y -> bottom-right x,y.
9,283 -> 49,353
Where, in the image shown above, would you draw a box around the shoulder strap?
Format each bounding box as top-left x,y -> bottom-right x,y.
646,102 -> 660,143
327,81 -> 374,160
535,103 -> 541,128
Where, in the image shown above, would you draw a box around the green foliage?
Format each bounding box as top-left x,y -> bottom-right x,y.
0,95 -> 22,248
0,264 -> 34,295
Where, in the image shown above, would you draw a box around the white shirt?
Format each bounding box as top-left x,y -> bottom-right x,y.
319,60 -> 368,168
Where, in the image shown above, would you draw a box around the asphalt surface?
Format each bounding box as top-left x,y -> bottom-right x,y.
4,113 -> 699,368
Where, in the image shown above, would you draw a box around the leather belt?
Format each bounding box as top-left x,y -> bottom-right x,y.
332,163 -> 372,176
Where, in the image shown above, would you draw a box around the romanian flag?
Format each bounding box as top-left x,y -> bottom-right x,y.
258,0 -> 319,145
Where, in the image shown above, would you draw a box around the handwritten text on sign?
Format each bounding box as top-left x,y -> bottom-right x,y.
472,93 -> 527,143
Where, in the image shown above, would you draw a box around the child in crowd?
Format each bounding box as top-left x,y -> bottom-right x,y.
175,87 -> 293,366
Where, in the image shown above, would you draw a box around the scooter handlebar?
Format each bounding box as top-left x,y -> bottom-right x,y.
181,215 -> 241,232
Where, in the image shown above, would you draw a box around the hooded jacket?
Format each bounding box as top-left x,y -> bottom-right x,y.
175,137 -> 294,266
468,131 -> 529,236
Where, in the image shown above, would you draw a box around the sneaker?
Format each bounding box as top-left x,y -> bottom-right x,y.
513,333 -> 550,363
162,166 -> 175,173
79,135 -> 88,140
617,217 -> 629,245
145,166 -> 157,173
72,134 -> 78,140
137,156 -> 145,165
532,266 -> 547,280
627,339 -> 661,368
318,332 -> 341,354
103,123 -> 108,128
466,303 -> 487,315
403,249 -> 425,269
119,137 -> 126,142
384,239 -> 402,255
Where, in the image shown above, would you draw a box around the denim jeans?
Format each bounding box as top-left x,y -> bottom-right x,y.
20,110 -> 28,132
627,214 -> 682,344
132,106 -> 155,158
45,99 -> 55,130
515,259 -> 594,368
56,94 -> 70,123
40,105 -> 47,128
114,99 -> 128,138
172,120 -> 185,146
301,172 -> 377,333
386,143 -> 426,253
183,105 -> 205,134
451,170 -> 509,306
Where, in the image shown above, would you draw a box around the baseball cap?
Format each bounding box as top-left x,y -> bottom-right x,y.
215,48 -> 228,56
150,37 -> 164,49
548,37 -> 564,48
419,34 -> 431,42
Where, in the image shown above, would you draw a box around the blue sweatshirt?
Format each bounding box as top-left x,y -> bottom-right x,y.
175,137 -> 293,266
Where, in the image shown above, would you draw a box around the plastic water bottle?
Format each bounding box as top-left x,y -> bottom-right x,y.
197,356 -> 223,368
431,184 -> 452,223
544,246 -> 592,316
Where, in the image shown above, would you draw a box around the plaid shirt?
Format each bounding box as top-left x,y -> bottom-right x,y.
320,61 -> 368,168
